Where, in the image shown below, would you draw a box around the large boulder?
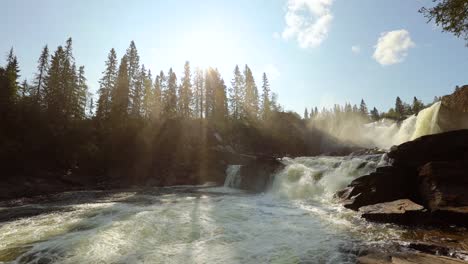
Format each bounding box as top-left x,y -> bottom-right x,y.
238,157 -> 284,193
337,166 -> 417,210
359,199 -> 427,225
418,161 -> 468,227
357,252 -> 467,264
388,129 -> 468,169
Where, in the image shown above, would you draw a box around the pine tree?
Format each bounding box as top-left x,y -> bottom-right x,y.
97,48 -> 118,121
44,46 -> 67,121
243,65 -> 258,119
110,56 -> 130,122
229,65 -> 244,119
151,73 -> 163,120
75,66 -> 88,120
205,68 -> 227,123
163,68 -> 177,118
412,96 -> 424,115
304,108 -> 309,119
359,99 -> 368,117
395,96 -> 405,119
179,61 -> 192,118
142,69 -> 153,119
193,68 -> 204,119
5,48 -> 20,104
261,73 -> 271,120
126,41 -> 141,117
33,45 -> 49,104
370,107 -> 380,121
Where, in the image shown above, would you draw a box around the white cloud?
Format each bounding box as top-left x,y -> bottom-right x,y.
263,64 -> 281,81
281,0 -> 334,49
373,29 -> 415,66
351,45 -> 361,54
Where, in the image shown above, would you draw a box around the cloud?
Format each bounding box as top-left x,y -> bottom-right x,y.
263,64 -> 281,81
351,45 -> 361,54
281,0 -> 334,49
373,29 -> 415,66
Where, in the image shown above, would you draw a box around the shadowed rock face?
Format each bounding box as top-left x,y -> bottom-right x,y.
238,157 -> 284,193
337,129 -> 468,227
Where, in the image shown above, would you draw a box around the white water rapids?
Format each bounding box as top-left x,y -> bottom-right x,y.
0,155 -> 407,264
0,103 -> 453,263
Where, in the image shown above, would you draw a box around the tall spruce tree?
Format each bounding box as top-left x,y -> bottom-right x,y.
395,96 -> 405,119
359,99 -> 368,117
126,41 -> 141,117
370,107 -> 380,121
229,65 -> 244,119
75,66 -> 88,120
151,73 -> 163,120
179,61 -> 192,118
33,45 -> 49,104
97,48 -> 118,121
110,56 -> 130,122
193,68 -> 204,119
243,65 -> 259,119
142,69 -> 153,119
163,68 -> 177,118
261,72 -> 272,120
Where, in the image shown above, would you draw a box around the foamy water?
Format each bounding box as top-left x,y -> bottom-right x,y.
0,155 -> 408,264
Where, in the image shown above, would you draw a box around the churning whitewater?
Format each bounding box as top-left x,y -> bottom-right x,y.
0,154 -> 405,264
0,102 -> 448,264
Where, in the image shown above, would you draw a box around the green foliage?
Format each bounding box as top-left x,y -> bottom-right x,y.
420,0 -> 468,46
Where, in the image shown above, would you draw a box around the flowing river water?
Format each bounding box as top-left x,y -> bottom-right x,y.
1,102 -> 466,264
0,154 -> 414,264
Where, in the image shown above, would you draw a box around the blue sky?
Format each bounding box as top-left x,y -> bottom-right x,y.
2,0 -> 467,114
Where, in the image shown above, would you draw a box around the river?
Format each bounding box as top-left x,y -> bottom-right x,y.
1,154 -> 420,264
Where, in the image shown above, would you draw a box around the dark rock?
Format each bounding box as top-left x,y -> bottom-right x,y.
388,129 -> 468,169
238,157 -> 284,193
418,161 -> 468,211
359,199 -> 427,225
357,252 -> 468,264
338,166 -> 418,211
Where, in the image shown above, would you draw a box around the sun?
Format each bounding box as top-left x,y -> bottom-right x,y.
179,28 -> 241,70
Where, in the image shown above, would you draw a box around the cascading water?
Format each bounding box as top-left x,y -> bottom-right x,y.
364,102 -> 442,149
0,154 -> 408,264
270,154 -> 388,201
224,165 -> 242,188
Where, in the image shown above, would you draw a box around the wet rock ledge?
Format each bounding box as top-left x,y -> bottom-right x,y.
337,129 -> 468,228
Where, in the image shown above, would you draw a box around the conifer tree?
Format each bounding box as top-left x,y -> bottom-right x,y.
261,73 -> 272,120
395,96 -> 405,119
97,48 -> 117,121
5,48 -> 20,104
359,99 -> 368,117
75,66 -> 88,119
34,45 -> 49,103
163,68 -> 177,118
370,107 -> 380,121
142,69 -> 153,119
412,96 -> 424,115
110,56 -> 130,122
243,65 -> 259,119
126,41 -> 141,117
179,61 -> 192,118
193,68 -> 204,119
304,108 -> 309,119
151,73 -> 163,120
229,65 -> 244,119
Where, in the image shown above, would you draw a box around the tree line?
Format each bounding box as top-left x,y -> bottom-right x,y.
303,96 -> 429,122
1,38 -> 318,188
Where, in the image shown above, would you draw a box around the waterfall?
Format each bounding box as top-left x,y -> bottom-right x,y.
224,165 -> 242,188
270,154 -> 387,201
364,102 -> 442,149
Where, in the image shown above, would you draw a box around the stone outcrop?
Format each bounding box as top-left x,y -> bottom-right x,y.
337,129 -> 468,227
359,199 -> 427,225
238,157 -> 284,193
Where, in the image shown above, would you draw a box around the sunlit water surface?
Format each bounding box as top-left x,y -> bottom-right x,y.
0,155 -> 418,264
